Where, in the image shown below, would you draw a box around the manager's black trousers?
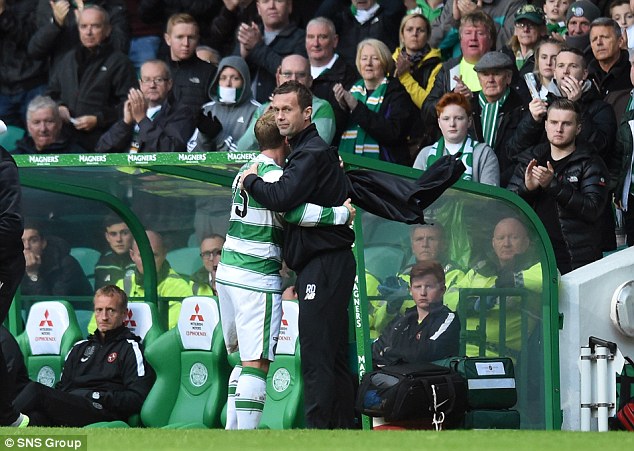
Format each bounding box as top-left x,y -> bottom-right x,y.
296,248 -> 357,429
0,253 -> 24,425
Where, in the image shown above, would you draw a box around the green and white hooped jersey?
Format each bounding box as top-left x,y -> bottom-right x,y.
216,154 -> 350,293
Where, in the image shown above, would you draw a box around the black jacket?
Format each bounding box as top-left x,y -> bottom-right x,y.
0,147 -> 24,260
13,136 -> 86,155
240,23 -> 306,104
311,56 -> 359,146
207,2 -> 259,57
95,94 -> 195,153
372,304 -> 460,367
0,0 -> 48,95
421,56 -> 460,137
0,326 -> 29,401
507,142 -> 609,273
47,42 -> 137,151
588,50 -> 633,99
29,0 -> 129,75
94,251 -> 135,290
165,56 -> 217,118
469,89 -> 526,187
243,123 -> 354,270
19,236 -> 93,296
59,325 -> 155,419
344,77 -> 417,166
316,0 -> 403,67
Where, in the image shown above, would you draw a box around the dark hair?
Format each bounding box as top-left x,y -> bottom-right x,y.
23,219 -> 45,237
103,214 -> 125,230
255,110 -> 285,150
95,284 -> 128,310
460,11 -> 498,50
590,17 -> 622,38
409,260 -> 446,286
557,46 -> 588,69
272,80 -> 313,111
548,97 -> 581,123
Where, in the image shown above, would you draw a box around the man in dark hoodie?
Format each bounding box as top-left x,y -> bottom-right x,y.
20,221 -> 93,296
14,285 -> 155,426
95,59 -> 194,153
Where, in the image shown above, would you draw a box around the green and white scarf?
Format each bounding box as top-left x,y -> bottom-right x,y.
478,88 -> 509,147
426,136 -> 475,181
339,78 -> 388,158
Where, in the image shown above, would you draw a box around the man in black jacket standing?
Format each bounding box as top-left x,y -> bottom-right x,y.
0,145 -> 29,427
507,99 -> 609,274
240,81 -> 356,429
14,285 -> 155,426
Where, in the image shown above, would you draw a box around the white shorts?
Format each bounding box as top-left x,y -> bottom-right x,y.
216,283 -> 282,362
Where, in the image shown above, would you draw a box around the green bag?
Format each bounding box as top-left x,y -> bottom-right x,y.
464,409 -> 520,429
434,356 -> 517,409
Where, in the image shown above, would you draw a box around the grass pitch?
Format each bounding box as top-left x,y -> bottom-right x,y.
2,428 -> 634,451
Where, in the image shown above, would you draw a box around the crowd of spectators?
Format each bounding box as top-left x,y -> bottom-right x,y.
4,0 -> 634,275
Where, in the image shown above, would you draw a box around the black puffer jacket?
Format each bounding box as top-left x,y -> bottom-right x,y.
507,141 -> 609,272
0,0 -> 48,96
165,56 -> 217,118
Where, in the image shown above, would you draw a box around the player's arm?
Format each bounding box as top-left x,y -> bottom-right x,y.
281,198 -> 354,227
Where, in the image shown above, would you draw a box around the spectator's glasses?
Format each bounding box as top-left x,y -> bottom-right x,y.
140,78 -> 170,85
515,22 -> 537,30
200,250 -> 222,259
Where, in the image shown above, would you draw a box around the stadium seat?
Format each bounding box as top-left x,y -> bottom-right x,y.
0,125 -> 25,152
259,299 -> 304,429
124,302 -> 164,346
70,247 -> 101,289
140,296 -> 230,428
166,247 -> 202,278
16,301 -> 83,387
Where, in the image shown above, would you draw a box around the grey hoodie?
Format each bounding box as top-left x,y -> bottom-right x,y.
190,56 -> 260,152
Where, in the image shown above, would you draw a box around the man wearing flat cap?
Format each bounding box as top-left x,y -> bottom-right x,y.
469,51 -> 526,187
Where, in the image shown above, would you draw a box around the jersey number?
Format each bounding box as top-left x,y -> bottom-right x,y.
235,189 -> 249,218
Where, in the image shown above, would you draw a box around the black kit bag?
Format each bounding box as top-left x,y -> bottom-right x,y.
357,362 -> 468,428
612,356 -> 634,431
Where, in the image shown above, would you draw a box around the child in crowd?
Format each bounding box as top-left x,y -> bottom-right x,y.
610,0 -> 634,48
543,0 -> 570,37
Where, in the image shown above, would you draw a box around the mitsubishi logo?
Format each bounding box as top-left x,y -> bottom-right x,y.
190,304 -> 204,321
39,310 -> 53,327
281,309 -> 288,326
123,309 -> 136,327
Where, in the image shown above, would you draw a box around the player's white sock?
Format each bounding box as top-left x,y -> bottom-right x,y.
235,366 -> 267,429
225,365 -> 241,430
